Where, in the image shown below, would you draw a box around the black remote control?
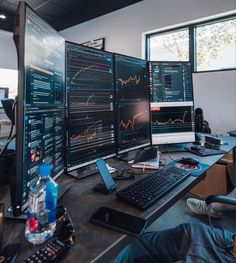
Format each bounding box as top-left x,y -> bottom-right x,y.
23,239 -> 70,263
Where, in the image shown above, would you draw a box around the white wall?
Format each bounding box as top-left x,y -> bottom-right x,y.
193,71 -> 236,133
0,30 -> 17,70
61,0 -> 236,58
0,0 -> 235,133
61,0 -> 236,133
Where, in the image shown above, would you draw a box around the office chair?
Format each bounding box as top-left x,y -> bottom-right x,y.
114,195 -> 236,263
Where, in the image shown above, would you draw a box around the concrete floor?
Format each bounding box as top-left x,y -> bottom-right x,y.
146,195 -> 236,233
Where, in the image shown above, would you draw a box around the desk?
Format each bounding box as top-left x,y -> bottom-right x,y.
1,135 -> 236,263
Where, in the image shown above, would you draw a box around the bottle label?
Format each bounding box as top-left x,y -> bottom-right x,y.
28,186 -> 46,213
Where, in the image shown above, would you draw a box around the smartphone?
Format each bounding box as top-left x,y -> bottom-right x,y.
90,206 -> 147,237
95,159 -> 117,193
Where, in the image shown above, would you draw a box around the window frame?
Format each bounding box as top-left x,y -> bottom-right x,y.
145,14 -> 236,73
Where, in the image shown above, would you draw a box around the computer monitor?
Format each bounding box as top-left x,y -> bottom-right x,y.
12,2 -> 65,216
149,62 -> 195,148
114,54 -> 151,159
65,42 -> 116,178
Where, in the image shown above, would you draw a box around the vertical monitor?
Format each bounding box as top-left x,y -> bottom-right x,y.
65,42 -> 115,172
114,54 -> 151,154
149,62 -> 195,145
13,2 -> 65,215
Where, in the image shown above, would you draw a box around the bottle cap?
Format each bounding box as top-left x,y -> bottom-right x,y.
39,164 -> 52,177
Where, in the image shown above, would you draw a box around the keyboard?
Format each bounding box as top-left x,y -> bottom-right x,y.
116,166 -> 190,209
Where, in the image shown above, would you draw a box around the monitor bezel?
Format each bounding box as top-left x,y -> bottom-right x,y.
14,1 -> 26,216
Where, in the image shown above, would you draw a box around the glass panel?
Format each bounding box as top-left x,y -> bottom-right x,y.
196,18 -> 236,71
149,29 -> 189,61
0,68 -> 18,99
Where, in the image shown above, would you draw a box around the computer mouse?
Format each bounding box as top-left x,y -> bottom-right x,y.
179,157 -> 199,166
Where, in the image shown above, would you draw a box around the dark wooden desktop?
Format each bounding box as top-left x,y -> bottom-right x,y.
1,135 -> 236,263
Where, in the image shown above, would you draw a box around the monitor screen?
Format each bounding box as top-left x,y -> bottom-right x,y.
13,2 -> 65,215
65,42 -> 115,171
149,62 -> 193,103
114,54 -> 151,154
149,62 -> 195,145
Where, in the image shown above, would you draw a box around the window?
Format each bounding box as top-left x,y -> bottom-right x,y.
146,15 -> 236,72
0,68 -> 18,99
148,29 -> 189,61
196,18 -> 236,71
0,68 -> 17,139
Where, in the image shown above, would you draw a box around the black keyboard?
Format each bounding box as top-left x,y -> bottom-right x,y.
116,166 -> 190,209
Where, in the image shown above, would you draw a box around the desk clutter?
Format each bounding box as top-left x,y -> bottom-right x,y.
0,137 -> 235,262
0,2 -> 235,262
0,205 -> 75,263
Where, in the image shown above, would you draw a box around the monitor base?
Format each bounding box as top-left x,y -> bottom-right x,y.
228,131 -> 236,137
158,143 -> 187,153
67,164 -> 98,179
116,149 -> 141,162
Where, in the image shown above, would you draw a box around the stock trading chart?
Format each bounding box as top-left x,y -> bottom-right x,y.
114,54 -> 150,153
66,43 -> 115,169
151,105 -> 194,134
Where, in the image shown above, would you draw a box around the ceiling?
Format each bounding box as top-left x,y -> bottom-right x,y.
0,0 -> 143,32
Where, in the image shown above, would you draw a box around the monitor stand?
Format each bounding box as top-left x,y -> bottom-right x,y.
67,164 -> 98,179
116,149 -> 140,162
158,143 -> 187,153
5,183 -> 71,221
228,131 -> 236,137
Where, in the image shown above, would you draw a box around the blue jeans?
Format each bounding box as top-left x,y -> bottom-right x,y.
114,223 -> 235,263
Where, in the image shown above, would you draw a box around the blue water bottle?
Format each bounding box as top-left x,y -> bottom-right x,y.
25,164 -> 58,245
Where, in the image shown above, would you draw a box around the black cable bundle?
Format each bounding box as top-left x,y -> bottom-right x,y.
0,99 -> 16,186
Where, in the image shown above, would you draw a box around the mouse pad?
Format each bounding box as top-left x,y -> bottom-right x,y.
168,161 -> 210,177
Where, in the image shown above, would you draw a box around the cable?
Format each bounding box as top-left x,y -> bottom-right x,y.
167,151 -> 178,162
0,99 -> 17,157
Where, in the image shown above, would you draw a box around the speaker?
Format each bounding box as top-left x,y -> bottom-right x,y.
195,108 -> 203,132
